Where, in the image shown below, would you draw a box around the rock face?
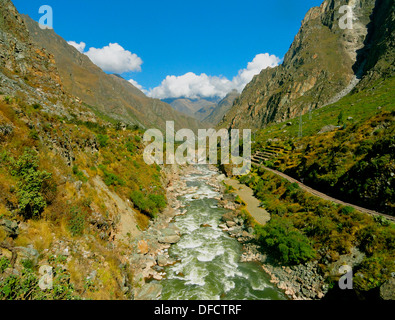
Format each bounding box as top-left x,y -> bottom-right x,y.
220,0 -> 393,130
0,0 -> 75,117
202,90 -> 240,125
0,219 -> 19,238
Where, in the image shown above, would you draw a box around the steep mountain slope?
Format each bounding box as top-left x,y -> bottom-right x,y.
0,0 -> 82,119
204,90 -> 239,125
0,0 -> 172,300
220,0 -> 389,130
22,15 -> 202,132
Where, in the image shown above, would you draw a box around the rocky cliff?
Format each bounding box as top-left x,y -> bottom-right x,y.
220,0 -> 393,130
0,0 -> 81,118
203,90 -> 239,125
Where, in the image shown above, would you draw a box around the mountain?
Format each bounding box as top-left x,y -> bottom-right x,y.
220,0 -> 394,130
0,0 -> 77,118
21,15 -> 202,132
162,97 -> 218,123
203,90 -> 239,125
0,0 -> 173,300
164,91 -> 239,126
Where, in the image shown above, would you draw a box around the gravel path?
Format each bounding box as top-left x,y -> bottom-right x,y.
224,178 -> 271,225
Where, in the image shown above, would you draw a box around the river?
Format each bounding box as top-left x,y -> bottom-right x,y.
159,165 -> 286,300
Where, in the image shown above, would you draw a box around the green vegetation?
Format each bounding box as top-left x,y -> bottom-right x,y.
0,263 -> 80,300
0,96 -> 166,299
7,149 -> 53,219
67,206 -> 85,236
98,165 -> 125,187
72,165 -> 88,183
0,257 -> 10,273
97,134 -> 109,148
255,216 -> 316,265
130,191 -> 166,218
237,167 -> 395,292
254,77 -> 395,143
252,78 -> 395,215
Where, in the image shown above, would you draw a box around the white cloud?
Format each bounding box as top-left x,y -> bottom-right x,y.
85,43 -> 143,73
148,72 -> 232,100
67,41 -> 143,74
147,53 -> 281,99
128,78 -> 148,94
67,41 -> 86,53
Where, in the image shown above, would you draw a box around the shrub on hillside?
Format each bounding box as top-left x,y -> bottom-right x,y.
255,216 -> 316,265
10,149 -> 53,219
130,190 -> 166,218
97,134 -> 109,148
67,206 -> 85,237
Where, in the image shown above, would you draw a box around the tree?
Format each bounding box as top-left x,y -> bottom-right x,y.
337,111 -> 344,126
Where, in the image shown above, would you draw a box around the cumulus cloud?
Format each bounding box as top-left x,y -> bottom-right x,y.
128,78 -> 148,94
147,53 -> 281,99
67,41 -> 86,53
85,43 -> 143,74
148,73 -> 233,100
67,41 -> 143,74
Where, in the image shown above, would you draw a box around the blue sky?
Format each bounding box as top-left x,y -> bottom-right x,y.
13,0 -> 323,98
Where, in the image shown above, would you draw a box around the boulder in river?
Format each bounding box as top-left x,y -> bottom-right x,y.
226,221 -> 237,228
158,228 -> 180,244
157,255 -> 176,267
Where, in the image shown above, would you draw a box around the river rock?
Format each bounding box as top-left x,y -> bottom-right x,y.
15,245 -> 39,265
134,283 -> 163,300
159,234 -> 180,244
226,221 -> 236,228
137,240 -> 149,255
158,227 -> 181,244
380,278 -> 395,300
157,255 -> 176,267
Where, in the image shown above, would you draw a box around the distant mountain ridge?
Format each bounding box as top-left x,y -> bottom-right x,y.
163,97 -> 218,123
164,90 -> 239,126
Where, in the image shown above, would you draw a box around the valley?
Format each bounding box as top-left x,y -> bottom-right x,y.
0,0 -> 394,302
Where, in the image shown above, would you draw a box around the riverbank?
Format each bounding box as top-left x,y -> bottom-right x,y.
129,164 -> 198,299
130,164 -> 326,300
220,178 -> 328,300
